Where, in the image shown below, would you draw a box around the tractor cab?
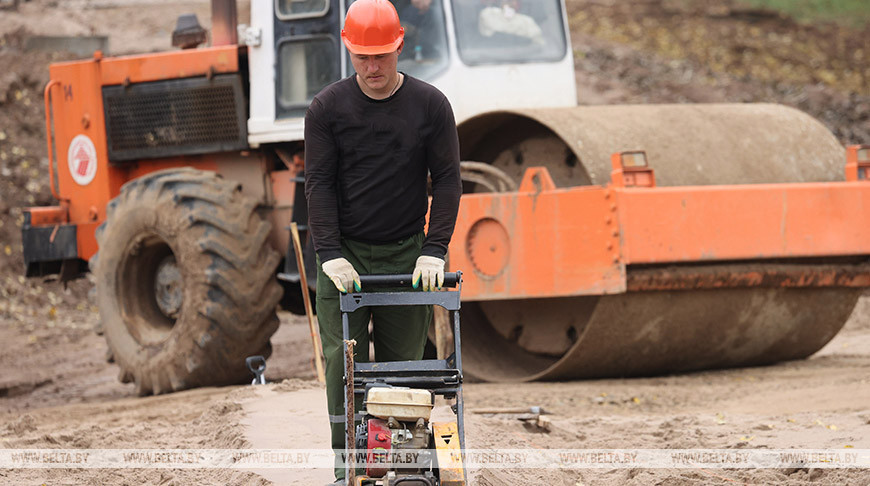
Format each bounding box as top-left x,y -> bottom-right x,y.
246,0 -> 577,146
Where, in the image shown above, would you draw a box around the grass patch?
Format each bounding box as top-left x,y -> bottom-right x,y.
737,0 -> 870,28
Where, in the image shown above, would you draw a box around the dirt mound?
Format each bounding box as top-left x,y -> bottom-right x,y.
0,0 -> 234,56
571,0 -> 870,94
0,28 -> 92,338
568,0 -> 870,145
0,28 -> 57,211
0,28 -> 56,241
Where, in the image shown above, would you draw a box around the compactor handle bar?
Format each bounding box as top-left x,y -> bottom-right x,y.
358,272 -> 461,288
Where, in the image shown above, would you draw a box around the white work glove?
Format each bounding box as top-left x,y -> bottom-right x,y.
321,257 -> 361,293
412,256 -> 445,291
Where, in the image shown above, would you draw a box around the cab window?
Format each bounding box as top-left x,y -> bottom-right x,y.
451,0 -> 567,65
276,0 -> 330,19
277,36 -> 339,112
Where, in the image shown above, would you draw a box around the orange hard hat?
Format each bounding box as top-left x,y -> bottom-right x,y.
341,0 -> 405,55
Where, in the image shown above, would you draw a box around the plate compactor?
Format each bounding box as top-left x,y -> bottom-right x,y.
340,273 -> 466,486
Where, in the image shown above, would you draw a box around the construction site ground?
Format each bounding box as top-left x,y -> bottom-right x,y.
1,0 -> 869,484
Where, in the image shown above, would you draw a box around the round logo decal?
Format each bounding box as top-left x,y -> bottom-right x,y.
68,134 -> 98,186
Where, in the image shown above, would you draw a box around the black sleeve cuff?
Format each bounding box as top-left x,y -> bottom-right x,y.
317,249 -> 344,263
420,245 -> 446,260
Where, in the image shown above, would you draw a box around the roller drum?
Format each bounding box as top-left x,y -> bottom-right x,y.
456,104 -> 859,382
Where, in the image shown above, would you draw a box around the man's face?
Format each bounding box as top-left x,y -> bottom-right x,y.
350,45 -> 402,93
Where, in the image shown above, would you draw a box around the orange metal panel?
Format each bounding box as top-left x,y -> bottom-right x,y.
27,206 -> 68,226
268,169 -> 297,255
448,168 -> 625,301
99,46 -> 239,85
845,145 -> 870,182
48,59 -> 124,231
43,80 -> 62,201
77,222 -> 100,260
270,170 -> 297,207
617,182 -> 870,264
610,151 -> 656,188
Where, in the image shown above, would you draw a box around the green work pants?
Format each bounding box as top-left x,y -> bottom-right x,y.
316,232 -> 433,481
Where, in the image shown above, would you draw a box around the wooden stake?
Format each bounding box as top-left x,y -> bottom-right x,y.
434,256 -> 453,360
290,222 -> 326,383
433,306 -> 452,360
344,338 -> 357,484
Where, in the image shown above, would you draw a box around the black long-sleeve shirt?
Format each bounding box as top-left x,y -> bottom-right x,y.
304,74 -> 461,263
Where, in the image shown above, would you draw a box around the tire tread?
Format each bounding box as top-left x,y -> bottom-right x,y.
93,168 -> 282,395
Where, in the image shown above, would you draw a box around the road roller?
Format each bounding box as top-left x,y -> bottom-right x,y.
20,0 -> 870,394
453,107 -> 870,381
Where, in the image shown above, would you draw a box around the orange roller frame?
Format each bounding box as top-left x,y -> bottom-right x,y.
449,151 -> 870,302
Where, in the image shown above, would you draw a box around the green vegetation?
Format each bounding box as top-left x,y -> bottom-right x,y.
738,0 -> 870,28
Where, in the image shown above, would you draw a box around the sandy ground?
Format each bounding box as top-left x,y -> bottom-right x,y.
2,0 -> 870,485
2,299 -> 870,485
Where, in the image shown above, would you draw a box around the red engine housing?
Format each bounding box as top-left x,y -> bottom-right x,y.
366,418 -> 392,477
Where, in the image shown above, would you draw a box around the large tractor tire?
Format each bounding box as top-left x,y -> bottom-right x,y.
92,168 -> 283,395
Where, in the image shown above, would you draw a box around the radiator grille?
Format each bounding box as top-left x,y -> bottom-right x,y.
103,74 -> 247,162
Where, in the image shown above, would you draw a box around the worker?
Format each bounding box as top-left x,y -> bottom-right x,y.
303,0 -> 461,483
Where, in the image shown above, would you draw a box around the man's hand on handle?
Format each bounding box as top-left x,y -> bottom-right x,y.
322,257 -> 362,293
412,256 -> 445,291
